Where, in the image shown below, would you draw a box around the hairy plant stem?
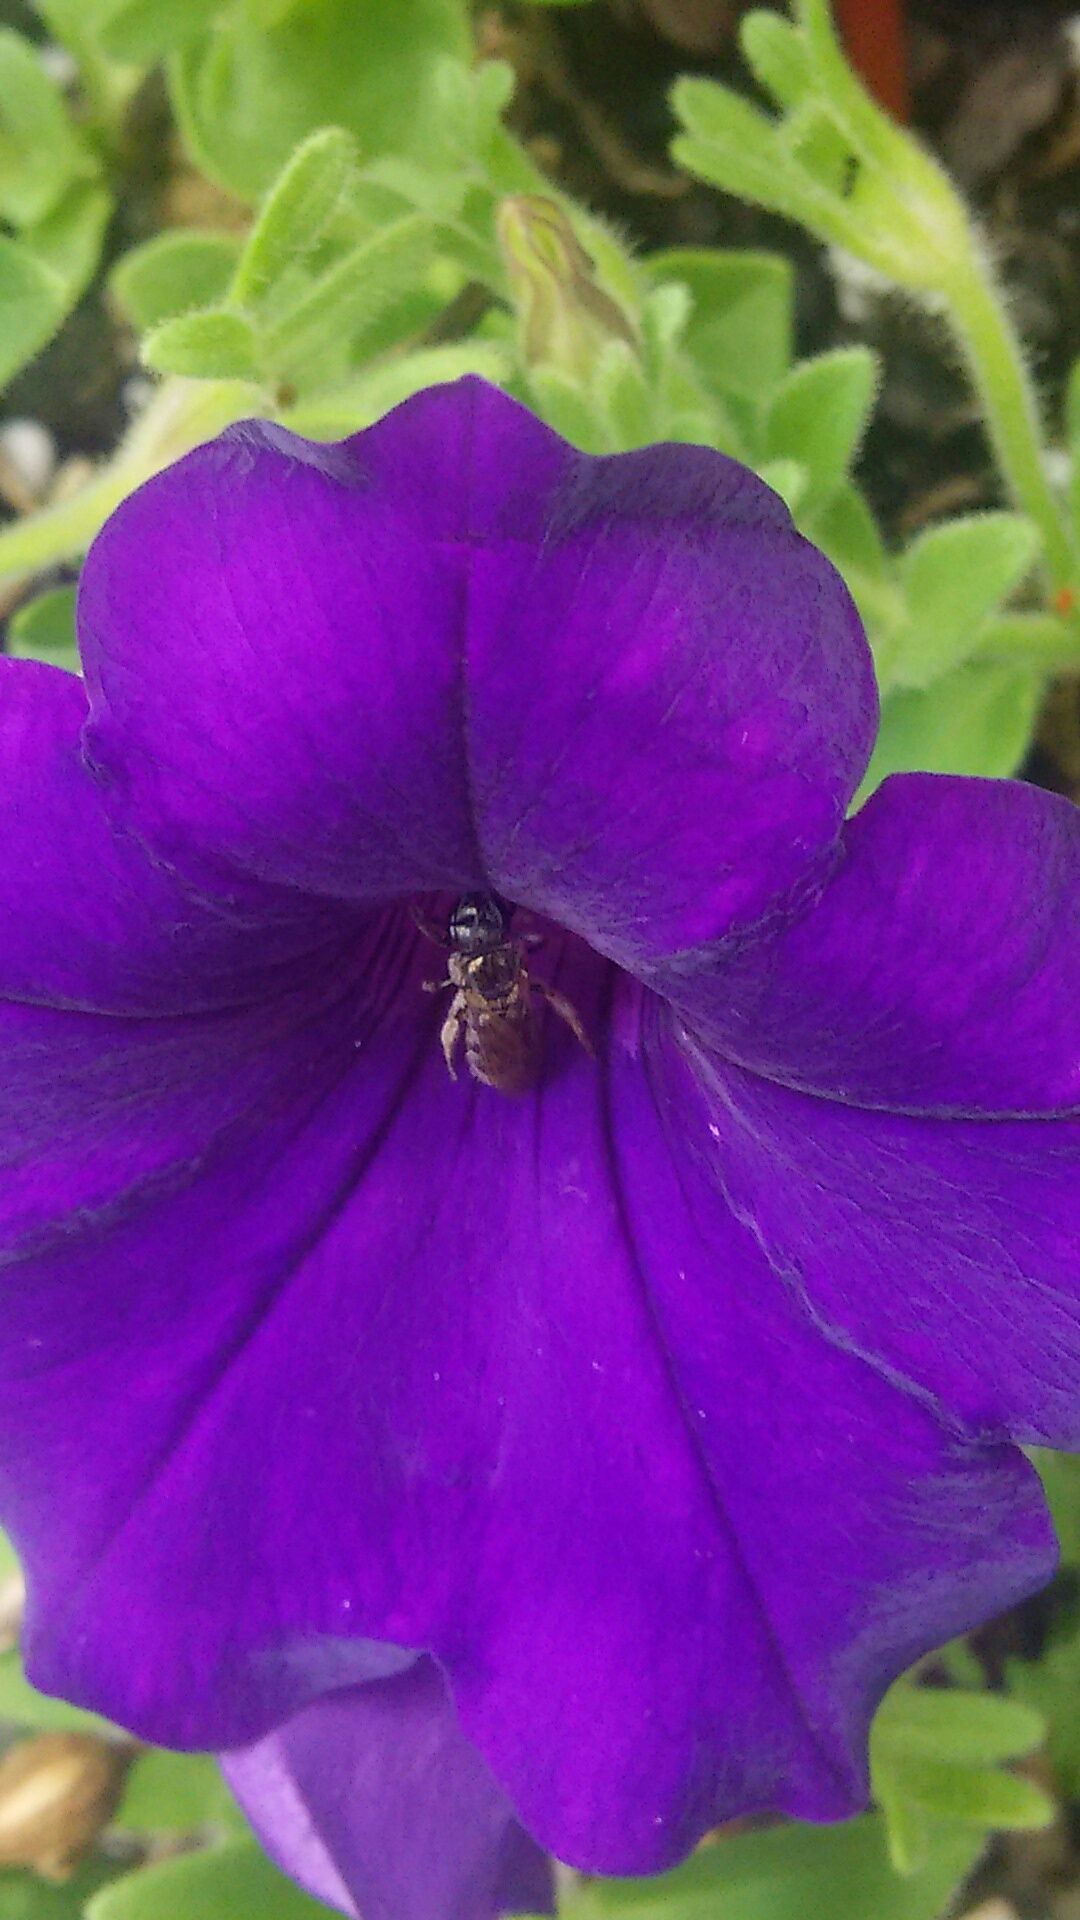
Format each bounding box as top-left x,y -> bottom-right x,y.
943,254 -> 1080,630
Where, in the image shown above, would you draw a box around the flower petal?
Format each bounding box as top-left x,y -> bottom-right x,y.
79,379 -> 876,957
0,925 -> 1051,1871
223,1660 -> 554,1920
0,659 -> 354,1014
660,773 -> 1080,1115
663,1020 -> 1080,1447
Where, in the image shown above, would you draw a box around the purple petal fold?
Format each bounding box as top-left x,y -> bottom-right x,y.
662,772 -> 1080,1115
662,1023 -> 1080,1448
223,1661 -> 554,1920
0,660 -> 353,1014
0,911 -> 1053,1869
78,378 -> 876,965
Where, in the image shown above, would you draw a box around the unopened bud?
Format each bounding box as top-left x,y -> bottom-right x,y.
496,195 -> 638,381
0,1732 -> 131,1880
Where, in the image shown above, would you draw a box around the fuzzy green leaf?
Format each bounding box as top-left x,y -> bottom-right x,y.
858,665 -> 1042,796
232,127 -> 357,305
283,343 -> 512,439
739,11 -> 813,112
142,306 -> 262,381
264,215 -> 433,385
0,29 -> 98,227
526,366 -> 611,453
169,0 -> 470,203
891,511 -> 1042,687
812,479 -> 891,586
648,248 -> 793,406
593,340 -> 655,450
671,82 -> 821,229
110,230 -> 242,330
0,239 -> 66,390
764,345 -> 878,510
0,179 -> 109,392
23,181 -> 111,288
95,0 -> 221,63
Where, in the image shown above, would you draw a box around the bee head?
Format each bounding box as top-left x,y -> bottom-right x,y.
448,892 -> 511,957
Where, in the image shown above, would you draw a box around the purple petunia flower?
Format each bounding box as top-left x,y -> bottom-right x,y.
1,376 -> 1079,1920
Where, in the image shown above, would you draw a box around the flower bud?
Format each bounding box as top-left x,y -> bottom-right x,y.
0,1732 -> 131,1880
496,195 -> 637,381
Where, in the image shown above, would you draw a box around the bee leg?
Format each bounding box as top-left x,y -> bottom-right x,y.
534,981 -> 595,1058
439,993 -> 468,1081
422,977 -> 453,993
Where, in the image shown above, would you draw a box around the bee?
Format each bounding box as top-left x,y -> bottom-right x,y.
418,892 -> 593,1096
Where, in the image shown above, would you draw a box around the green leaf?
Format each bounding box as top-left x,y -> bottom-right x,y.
1009,1619 -> 1080,1801
116,1750 -> 244,1833
0,180 -> 110,393
23,182 -> 111,289
142,307 -> 262,381
890,511 -> 1042,687
0,1649 -> 113,1734
739,11 -> 813,112
648,248 -> 793,406
764,345 -> 877,510
0,29 -> 98,228
671,78 -> 863,251
0,1859 -> 119,1917
169,0 -> 471,203
0,178 -> 110,391
232,127 -> 357,305
525,366 -> 611,453
593,340 -> 655,450
781,99 -> 854,193
757,457 -> 807,514
264,215 -> 433,386
884,1754 -> 1050,1829
7,585 -> 77,670
0,239 -> 63,390
283,341 -> 512,439
813,480 -> 889,579
873,1684 -> 1044,1768
110,230 -> 242,330
1033,1450 -> 1080,1565
671,81 -> 827,231
857,664 -> 1042,797
95,0 -> 221,63
810,481 -> 899,642
565,1814 -> 981,1920
85,1839 -> 338,1919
